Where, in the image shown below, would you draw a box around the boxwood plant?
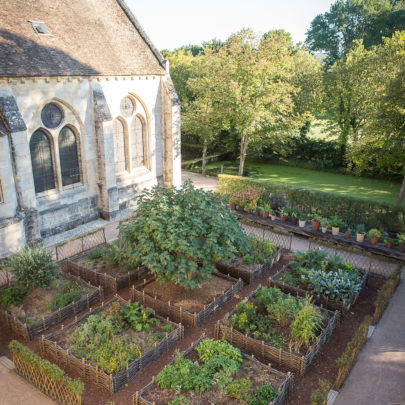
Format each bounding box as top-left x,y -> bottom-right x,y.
119,180 -> 249,290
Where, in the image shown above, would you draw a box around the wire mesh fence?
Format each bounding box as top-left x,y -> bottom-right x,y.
241,223 -> 293,250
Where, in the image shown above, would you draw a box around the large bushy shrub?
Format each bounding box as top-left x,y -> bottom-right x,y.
218,174 -> 405,233
119,180 -> 249,289
7,246 -> 57,289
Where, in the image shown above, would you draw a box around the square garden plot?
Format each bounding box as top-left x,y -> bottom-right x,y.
217,285 -> 339,375
134,336 -> 293,405
64,244 -> 149,294
268,249 -> 368,313
216,247 -> 282,284
131,273 -> 243,327
0,269 -> 102,341
40,295 -> 183,393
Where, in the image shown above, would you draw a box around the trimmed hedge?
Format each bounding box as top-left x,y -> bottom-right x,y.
9,340 -> 84,396
218,174 -> 405,233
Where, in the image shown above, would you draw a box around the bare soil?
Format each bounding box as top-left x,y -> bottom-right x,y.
77,257 -> 129,277
143,348 -> 286,405
143,275 -> 234,313
0,254 -> 387,405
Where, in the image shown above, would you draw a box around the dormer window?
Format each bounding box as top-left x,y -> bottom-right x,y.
29,21 -> 51,35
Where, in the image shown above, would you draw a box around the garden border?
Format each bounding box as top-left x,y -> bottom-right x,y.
133,334 -> 293,405
215,248 -> 282,283
216,286 -> 340,376
0,270 -> 103,341
40,295 -> 184,393
131,273 -> 243,327
268,264 -> 368,313
62,256 -> 149,295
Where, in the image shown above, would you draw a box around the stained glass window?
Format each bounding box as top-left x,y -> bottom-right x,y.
30,130 -> 55,193
131,116 -> 145,168
113,118 -> 127,173
59,126 -> 80,186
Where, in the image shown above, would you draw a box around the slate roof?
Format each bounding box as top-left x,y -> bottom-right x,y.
0,0 -> 166,77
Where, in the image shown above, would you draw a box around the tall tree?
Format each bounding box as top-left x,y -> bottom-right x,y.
305,0 -> 404,66
218,29 -> 298,176
349,31 -> 405,205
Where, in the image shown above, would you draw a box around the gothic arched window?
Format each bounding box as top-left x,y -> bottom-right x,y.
59,126 -> 81,186
131,115 -> 145,168
30,130 -> 55,193
113,118 -> 127,173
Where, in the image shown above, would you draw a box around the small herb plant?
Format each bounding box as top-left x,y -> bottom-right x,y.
398,233 -> 405,243
155,339 -> 278,402
329,215 -> 342,228
70,301 -> 166,374
231,287 -> 323,353
241,236 -> 277,265
368,228 -> 382,239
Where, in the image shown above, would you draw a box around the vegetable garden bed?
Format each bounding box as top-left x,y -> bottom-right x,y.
0,269 -> 102,341
216,248 -> 282,283
40,295 -> 184,393
64,251 -> 149,294
268,251 -> 369,313
217,286 -> 339,376
134,336 -> 293,405
131,273 -> 243,327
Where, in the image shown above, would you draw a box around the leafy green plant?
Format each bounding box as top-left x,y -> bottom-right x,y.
368,228 -> 382,239
168,396 -> 191,405
320,218 -> 329,228
225,378 -> 251,401
0,286 -> 27,308
290,298 -> 322,351
397,233 -> 405,243
242,236 -> 277,265
46,281 -> 85,311
247,383 -> 278,405
9,340 -> 84,396
7,246 -> 57,289
119,180 -> 249,290
329,215 -> 342,228
121,301 -> 160,333
310,379 -> 331,405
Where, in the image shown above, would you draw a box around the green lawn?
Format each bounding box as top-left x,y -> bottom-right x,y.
197,160 -> 403,205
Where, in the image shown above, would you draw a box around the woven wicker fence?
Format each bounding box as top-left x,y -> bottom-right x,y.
62,259 -> 149,295
216,248 -> 282,283
373,265 -> 402,325
0,271 -> 102,341
131,273 -> 243,327
216,287 -> 340,376
268,264 -> 368,314
133,335 -> 293,405
40,295 -> 184,393
335,316 -> 371,390
13,352 -> 82,405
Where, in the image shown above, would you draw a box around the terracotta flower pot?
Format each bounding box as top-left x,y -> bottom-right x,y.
271,215 -> 276,221
280,215 -> 287,223
262,211 -> 269,219
291,217 -> 298,225
356,233 -> 365,243
247,209 -> 252,214
345,231 -> 351,239
312,219 -> 320,231
230,204 -> 236,210
400,242 -> 405,253
299,220 -> 306,228
370,237 -> 379,245
386,242 -> 393,249
332,226 -> 339,236
321,227 -> 327,233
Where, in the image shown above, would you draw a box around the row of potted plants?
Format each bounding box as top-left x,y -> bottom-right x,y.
228,196 -> 405,252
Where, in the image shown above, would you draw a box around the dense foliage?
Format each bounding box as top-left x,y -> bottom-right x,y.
119,180 -> 249,289
156,338 -> 278,403
242,236 -> 277,265
46,281 -> 88,311
232,287 -> 323,352
70,301 -> 166,374
284,250 -> 362,301
7,246 -> 57,289
9,340 -> 84,396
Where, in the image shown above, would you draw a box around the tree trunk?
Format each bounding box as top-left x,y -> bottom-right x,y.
238,132 -> 249,176
201,138 -> 207,176
397,169 -> 405,206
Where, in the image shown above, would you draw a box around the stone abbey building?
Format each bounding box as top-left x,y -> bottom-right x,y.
0,0 -> 181,257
